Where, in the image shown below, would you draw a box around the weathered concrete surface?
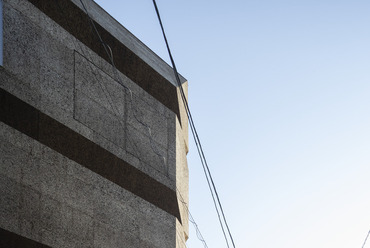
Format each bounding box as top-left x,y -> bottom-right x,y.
69,0 -> 187,88
0,0 -> 3,66
0,0 -> 189,247
0,123 -> 177,247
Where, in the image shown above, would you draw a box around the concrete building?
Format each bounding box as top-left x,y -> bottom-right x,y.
0,0 -> 189,247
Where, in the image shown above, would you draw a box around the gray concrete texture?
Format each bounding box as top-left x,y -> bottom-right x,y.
0,123 -> 176,247
69,0 -> 187,88
1,0 -> 189,247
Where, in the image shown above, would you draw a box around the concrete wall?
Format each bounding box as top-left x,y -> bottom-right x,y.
0,0 -> 3,66
0,0 -> 188,247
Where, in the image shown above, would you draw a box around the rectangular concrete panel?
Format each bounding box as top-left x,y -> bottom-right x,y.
74,51 -> 126,149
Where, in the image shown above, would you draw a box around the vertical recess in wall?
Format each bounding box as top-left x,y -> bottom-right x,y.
0,0 -> 3,66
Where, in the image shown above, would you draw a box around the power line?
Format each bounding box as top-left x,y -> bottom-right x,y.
362,229 -> 370,248
152,1 -> 236,247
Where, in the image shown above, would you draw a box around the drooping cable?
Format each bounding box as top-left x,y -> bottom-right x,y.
177,188 -> 209,248
362,229 -> 370,248
152,1 -> 236,247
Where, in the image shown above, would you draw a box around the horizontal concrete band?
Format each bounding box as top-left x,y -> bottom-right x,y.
0,88 -> 181,221
26,0 -> 181,119
0,227 -> 51,248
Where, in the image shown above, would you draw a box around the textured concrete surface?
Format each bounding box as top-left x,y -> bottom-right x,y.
0,123 -> 177,247
0,0 -> 3,66
0,0 -> 189,247
69,0 -> 187,87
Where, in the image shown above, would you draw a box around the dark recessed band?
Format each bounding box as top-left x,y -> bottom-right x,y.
0,228 -> 51,248
0,88 -> 181,221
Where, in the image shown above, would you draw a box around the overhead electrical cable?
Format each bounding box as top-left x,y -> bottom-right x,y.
362,229 -> 370,248
152,1 -> 236,247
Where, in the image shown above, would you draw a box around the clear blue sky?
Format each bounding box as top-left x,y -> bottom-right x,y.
93,0 -> 370,247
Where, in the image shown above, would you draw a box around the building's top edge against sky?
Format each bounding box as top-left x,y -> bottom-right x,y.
71,0 -> 187,86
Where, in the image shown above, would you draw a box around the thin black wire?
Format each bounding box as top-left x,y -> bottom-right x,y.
152,1 -> 236,248
151,1 -> 229,247
177,189 -> 208,248
77,1 -> 210,247
362,229 -> 370,248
